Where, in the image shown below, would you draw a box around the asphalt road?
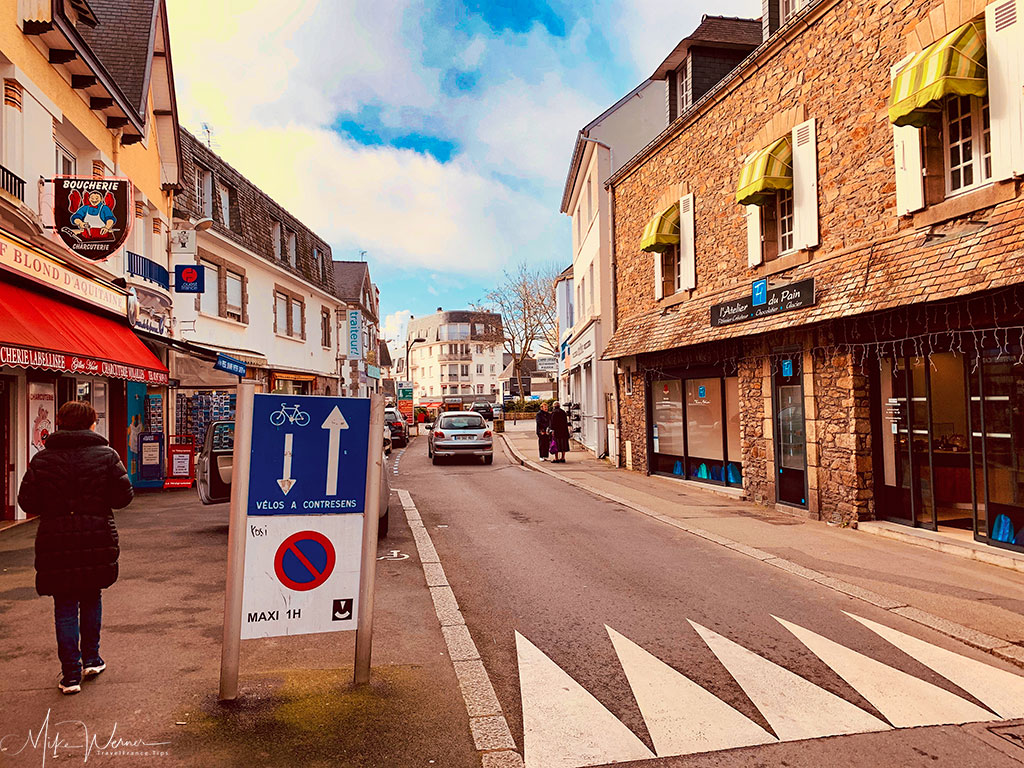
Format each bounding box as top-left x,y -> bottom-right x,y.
400,435 -> 1024,768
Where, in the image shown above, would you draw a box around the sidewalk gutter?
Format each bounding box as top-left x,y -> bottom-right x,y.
499,433 -> 1024,669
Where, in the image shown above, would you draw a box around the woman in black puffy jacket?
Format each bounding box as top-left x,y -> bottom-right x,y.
18,400 -> 134,695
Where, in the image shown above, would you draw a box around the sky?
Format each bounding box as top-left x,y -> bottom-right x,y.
166,0 -> 762,347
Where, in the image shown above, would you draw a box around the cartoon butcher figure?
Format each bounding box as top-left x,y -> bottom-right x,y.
69,190 -> 116,238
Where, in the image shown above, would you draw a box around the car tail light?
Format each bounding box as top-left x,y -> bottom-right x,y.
483,430 -> 492,438
434,431 -> 445,439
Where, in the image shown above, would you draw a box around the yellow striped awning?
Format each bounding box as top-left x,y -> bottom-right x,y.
639,203 -> 679,253
889,21 -> 987,128
736,136 -> 793,206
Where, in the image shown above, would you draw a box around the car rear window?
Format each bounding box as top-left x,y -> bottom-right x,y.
440,414 -> 485,430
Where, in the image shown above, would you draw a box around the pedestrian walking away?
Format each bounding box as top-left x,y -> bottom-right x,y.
17,401 -> 134,695
536,401 -> 552,461
550,401 -> 570,463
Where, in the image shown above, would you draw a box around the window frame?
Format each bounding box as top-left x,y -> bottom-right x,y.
777,188 -> 795,255
55,141 -> 76,176
942,94 -> 993,198
287,231 -> 297,268
272,221 -> 282,259
217,182 -> 232,229
660,245 -> 681,297
196,167 -> 213,217
321,308 -> 332,348
224,270 -> 244,321
275,292 -> 289,335
199,259 -> 219,316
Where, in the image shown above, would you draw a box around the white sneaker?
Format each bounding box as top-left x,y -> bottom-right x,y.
83,663 -> 106,678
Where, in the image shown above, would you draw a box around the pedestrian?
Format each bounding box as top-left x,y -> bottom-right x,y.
18,401 -> 133,695
536,401 -> 552,461
550,402 -> 570,463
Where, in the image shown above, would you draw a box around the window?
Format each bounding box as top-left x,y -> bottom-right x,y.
661,246 -> 681,296
780,0 -> 798,25
199,260 -> 219,315
272,221 -> 282,259
777,188 -> 795,254
461,364 -> 469,377
217,182 -> 232,228
225,271 -> 243,321
475,323 -> 484,335
490,364 -> 495,373
475,345 -> 483,354
196,168 -> 213,217
287,231 -> 297,267
588,263 -> 595,309
321,308 -> 332,347
476,364 -> 484,374
275,292 -> 289,334
586,174 -> 593,222
55,142 -> 75,176
313,247 -> 326,282
477,384 -> 484,394
291,299 -> 303,338
943,94 -> 992,195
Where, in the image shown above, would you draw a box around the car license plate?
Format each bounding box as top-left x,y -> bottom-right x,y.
455,434 -> 474,440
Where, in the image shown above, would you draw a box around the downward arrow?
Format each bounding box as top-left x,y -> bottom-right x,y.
277,433 -> 296,495
322,406 -> 349,496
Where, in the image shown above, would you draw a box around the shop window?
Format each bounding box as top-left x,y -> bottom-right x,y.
686,379 -> 725,481
651,379 -> 684,473
225,271 -> 243,321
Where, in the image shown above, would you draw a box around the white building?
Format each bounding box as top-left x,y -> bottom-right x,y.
407,309 -> 503,407
560,79 -> 664,458
554,265 -> 573,403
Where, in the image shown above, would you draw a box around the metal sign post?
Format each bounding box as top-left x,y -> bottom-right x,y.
219,380 -> 255,701
354,394 -> 384,685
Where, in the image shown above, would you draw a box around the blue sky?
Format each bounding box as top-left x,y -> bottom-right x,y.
168,0 -> 762,344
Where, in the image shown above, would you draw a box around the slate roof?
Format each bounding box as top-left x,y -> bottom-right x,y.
378,341 -> 393,368
603,197 -> 1024,360
651,15 -> 762,80
76,0 -> 158,118
332,261 -> 370,303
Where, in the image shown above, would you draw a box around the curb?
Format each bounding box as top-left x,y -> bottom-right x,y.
498,433 -> 1024,669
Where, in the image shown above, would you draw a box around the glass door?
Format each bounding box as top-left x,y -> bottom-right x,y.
773,356 -> 806,507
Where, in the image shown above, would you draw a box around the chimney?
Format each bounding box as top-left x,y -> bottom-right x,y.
437,307 -> 442,312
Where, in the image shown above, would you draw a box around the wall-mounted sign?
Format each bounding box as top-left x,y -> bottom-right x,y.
347,310 -> 362,358
782,359 -> 794,377
710,278 -> 815,328
174,264 -> 205,293
0,345 -> 168,385
128,285 -> 173,337
215,353 -> 248,378
752,278 -> 768,307
170,229 -> 197,257
366,364 -> 381,380
53,177 -> 132,262
28,380 -> 55,460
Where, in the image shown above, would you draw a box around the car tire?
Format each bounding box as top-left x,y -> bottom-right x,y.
432,455 -> 441,465
485,455 -> 493,465
378,508 -> 389,539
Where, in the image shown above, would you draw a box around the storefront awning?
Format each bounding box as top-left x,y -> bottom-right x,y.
889,22 -> 987,128
639,204 -> 680,253
0,280 -> 168,385
736,135 -> 793,206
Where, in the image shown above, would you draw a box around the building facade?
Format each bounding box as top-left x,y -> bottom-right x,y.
555,264 -> 574,402
333,260 -> 382,398
167,128 -> 341,452
407,309 -> 504,407
603,0 -> 1024,556
1,0 -> 182,516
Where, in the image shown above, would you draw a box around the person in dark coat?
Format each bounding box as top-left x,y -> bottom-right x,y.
535,401 -> 552,461
18,401 -> 133,695
550,402 -> 570,463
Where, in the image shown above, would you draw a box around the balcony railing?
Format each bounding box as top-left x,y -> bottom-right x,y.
1,164 -> 25,202
439,352 -> 473,362
126,251 -> 169,290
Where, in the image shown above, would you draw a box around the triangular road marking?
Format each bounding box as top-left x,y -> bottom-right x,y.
774,616 -> 997,728
689,621 -> 890,742
516,632 -> 654,768
845,612 -> 1024,720
606,626 -> 775,757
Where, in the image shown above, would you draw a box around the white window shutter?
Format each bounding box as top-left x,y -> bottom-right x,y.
792,118 -> 819,250
893,125 -> 925,215
986,0 -> 1024,180
653,250 -> 664,300
746,205 -> 763,267
679,194 -> 696,290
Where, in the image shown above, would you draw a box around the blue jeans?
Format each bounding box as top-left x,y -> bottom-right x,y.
53,591 -> 102,680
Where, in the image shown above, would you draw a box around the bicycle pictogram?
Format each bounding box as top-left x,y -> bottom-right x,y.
269,403 -> 311,427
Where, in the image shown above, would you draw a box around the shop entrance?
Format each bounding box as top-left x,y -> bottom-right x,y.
773,355 -> 807,507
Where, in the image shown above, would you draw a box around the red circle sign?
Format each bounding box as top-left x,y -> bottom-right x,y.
274,531 -> 336,591
182,267 -> 198,282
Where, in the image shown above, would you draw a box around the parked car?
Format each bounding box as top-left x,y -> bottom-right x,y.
196,421 -> 391,537
491,403 -> 504,420
384,407 -> 409,447
428,411 -> 493,465
470,401 -> 493,420
383,424 -> 392,457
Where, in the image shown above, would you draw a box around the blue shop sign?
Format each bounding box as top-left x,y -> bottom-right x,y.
215,353 -> 247,378
174,264 -> 205,293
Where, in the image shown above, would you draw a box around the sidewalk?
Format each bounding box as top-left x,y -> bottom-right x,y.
0,490 -> 478,767
500,421 -> 1024,667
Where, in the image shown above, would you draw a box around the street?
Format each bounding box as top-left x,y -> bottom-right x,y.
396,434 -> 1024,767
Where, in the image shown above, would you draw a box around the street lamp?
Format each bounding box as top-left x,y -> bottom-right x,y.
406,335 -> 426,432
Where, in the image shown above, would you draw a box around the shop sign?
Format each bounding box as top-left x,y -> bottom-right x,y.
28,381 -> 55,460
139,433 -> 164,482
174,264 -> 205,293
215,353 -> 248,378
397,381 -> 413,425
53,177 -> 132,262
710,278 -> 816,328
0,229 -> 124,314
347,310 -> 362,358
170,229 -> 198,257
0,344 -> 168,385
366,365 -> 381,380
128,285 -> 172,337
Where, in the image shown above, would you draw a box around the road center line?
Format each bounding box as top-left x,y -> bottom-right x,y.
395,488 -> 524,768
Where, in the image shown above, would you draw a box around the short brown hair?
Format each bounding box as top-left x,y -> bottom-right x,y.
57,401 -> 97,430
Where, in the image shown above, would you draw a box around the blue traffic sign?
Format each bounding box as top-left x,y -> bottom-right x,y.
215,353 -> 247,377
247,394 -> 370,516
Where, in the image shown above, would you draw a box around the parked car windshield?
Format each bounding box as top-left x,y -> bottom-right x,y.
439,414 -> 485,430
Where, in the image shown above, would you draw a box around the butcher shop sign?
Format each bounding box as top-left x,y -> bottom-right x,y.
53,177 -> 133,261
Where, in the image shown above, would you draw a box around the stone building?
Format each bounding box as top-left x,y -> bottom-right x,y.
602,0 -> 1024,556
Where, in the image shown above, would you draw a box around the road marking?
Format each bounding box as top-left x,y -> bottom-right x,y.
774,616 -> 998,727
689,621 -> 890,741
517,632 -> 654,768
605,625 -> 775,756
396,488 -> 523,767
845,612 -> 1024,720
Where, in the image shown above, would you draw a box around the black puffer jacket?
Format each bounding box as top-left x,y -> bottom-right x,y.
18,430 -> 133,596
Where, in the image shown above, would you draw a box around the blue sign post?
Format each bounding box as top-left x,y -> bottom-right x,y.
215,353 -> 247,378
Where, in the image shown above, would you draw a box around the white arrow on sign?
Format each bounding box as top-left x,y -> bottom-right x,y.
277,433 -> 296,495
322,406 -> 350,496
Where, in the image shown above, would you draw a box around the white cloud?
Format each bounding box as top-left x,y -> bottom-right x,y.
382,309 -> 413,342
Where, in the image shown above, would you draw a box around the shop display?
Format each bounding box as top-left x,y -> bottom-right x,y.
174,390 -> 236,448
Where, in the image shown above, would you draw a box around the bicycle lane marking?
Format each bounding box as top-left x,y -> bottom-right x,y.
394,488 -> 523,768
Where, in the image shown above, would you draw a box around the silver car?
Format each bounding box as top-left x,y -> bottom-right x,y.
428,411 -> 493,465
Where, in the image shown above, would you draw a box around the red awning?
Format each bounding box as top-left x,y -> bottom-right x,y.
0,280 -> 168,385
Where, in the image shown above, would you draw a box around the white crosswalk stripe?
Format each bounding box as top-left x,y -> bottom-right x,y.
845,612 -> 1024,720
774,616 -> 998,728
689,621 -> 891,741
516,613 -> 1024,768
516,632 -> 654,768
606,626 -> 776,757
